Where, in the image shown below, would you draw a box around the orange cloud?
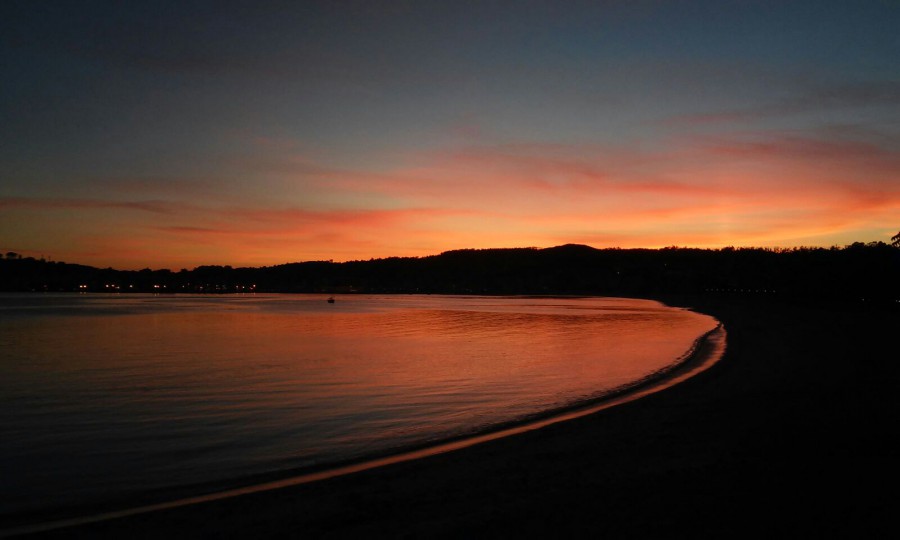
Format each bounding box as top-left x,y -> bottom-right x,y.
3,129 -> 898,269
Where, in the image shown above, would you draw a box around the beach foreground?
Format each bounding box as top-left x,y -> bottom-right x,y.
18,296 -> 899,538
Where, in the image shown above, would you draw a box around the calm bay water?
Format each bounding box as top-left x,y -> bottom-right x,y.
0,294 -> 716,520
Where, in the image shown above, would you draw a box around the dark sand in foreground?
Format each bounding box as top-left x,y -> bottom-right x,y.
18,296 -> 900,538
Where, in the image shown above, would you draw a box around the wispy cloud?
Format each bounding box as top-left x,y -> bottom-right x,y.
0,197 -> 180,214
669,81 -> 900,126
4,125 -> 898,269
703,134 -> 896,162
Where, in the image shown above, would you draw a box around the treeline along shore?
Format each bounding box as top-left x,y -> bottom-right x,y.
2,242 -> 898,305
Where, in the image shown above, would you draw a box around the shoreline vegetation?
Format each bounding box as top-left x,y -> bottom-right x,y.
2,243 -> 898,306
1,319 -> 725,538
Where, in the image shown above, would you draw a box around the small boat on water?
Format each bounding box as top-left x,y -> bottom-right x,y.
327,296 -> 335,303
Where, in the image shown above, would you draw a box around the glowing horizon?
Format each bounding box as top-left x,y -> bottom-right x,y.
2,2 -> 898,270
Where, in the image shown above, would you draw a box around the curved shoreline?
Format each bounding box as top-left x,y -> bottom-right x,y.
1,318 -> 725,538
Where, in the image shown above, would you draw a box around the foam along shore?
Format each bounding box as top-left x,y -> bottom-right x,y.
13,296 -> 899,538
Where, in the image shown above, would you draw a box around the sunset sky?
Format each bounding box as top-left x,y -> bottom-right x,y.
2,1 -> 898,270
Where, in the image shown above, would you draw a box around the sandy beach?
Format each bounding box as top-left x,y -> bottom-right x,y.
17,295 -> 899,538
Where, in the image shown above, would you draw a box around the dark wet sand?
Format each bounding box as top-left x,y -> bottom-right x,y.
20,296 -> 900,538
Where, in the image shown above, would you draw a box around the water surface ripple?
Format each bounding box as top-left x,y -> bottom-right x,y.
0,294 -> 717,522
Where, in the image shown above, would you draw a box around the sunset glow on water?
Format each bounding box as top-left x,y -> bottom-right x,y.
0,294 -> 716,519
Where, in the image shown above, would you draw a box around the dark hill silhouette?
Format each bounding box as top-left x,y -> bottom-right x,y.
540,243 -> 596,254
1,243 -> 898,305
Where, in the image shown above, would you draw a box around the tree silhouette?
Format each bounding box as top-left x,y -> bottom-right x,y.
893,231 -> 900,248
2,243 -> 898,302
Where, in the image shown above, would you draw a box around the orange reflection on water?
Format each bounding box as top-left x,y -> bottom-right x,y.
0,294 -> 717,519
